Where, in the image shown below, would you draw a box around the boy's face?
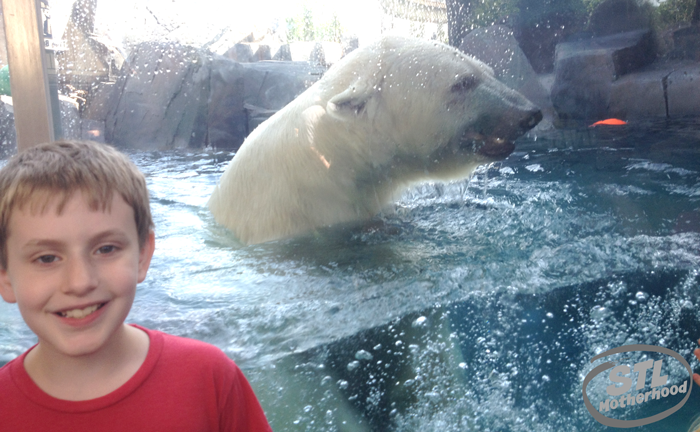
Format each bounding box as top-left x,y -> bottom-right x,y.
0,192 -> 154,358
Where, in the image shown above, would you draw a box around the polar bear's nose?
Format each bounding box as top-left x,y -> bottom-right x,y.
520,108 -> 543,132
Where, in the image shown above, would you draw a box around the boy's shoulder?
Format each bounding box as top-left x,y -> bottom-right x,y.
138,325 -> 240,373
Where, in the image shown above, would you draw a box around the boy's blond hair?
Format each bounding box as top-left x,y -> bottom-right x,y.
0,140 -> 153,268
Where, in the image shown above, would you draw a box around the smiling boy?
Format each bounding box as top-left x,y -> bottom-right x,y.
0,141 -> 271,431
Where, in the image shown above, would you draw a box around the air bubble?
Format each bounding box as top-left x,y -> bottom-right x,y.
412,316 -> 427,327
355,350 -> 373,361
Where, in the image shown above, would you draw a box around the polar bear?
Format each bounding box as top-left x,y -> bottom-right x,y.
209,36 -> 542,245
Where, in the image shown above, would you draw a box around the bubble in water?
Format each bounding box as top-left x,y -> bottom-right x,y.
337,380 -> 349,389
355,350 -> 373,361
636,291 -> 648,302
412,316 -> 428,327
591,305 -> 611,321
347,361 -> 360,371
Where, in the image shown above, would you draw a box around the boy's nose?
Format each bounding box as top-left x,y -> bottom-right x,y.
62,256 -> 98,295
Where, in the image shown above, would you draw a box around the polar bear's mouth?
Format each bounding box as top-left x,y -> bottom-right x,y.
460,132 -> 516,159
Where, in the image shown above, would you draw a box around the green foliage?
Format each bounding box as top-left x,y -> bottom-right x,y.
467,0 -> 520,29
655,0 -> 696,25
582,0 -> 607,13
285,7 -> 345,42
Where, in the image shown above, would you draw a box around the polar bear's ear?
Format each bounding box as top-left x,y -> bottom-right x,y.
326,83 -> 377,121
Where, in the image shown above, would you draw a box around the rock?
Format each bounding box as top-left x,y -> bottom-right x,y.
514,10 -> 586,74
224,43 -> 274,63
82,81 -> 119,122
272,44 -> 293,61
105,42 -> 211,150
310,43 -> 326,66
239,61 -> 324,111
97,41 -> 326,151
342,36 -> 359,56
206,58 -> 324,149
671,26 -> 700,61
206,58 -> 247,150
588,0 -> 651,37
608,68 -> 667,119
59,95 -> 81,140
667,62 -> 700,117
551,29 -> 654,120
224,44 -> 255,62
256,45 -> 272,62
0,95 -> 15,152
459,25 -> 556,130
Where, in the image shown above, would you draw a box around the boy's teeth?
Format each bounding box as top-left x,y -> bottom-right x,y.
59,304 -> 101,319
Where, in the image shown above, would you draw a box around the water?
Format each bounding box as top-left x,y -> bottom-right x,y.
1,119 -> 700,430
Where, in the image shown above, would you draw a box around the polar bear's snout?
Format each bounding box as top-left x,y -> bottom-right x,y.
467,104 -> 542,159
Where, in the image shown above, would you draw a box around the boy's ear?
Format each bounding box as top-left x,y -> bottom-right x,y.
137,230 -> 155,284
0,267 -> 17,303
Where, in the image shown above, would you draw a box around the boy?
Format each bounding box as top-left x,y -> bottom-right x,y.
0,140 -> 271,431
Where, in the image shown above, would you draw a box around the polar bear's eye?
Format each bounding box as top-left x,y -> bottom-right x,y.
451,75 -> 479,93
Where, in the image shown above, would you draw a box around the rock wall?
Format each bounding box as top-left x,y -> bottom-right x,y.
100,42 -> 324,150
104,43 -> 210,150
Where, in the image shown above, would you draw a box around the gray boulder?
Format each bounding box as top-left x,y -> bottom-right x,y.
0,96 -> 15,154
206,58 -> 247,150
99,41 -> 324,151
551,29 -> 654,120
105,42 -> 211,150
272,44 -> 293,61
206,58 -> 324,149
588,0 -> 651,37
224,44 -> 255,63
83,81 -> 120,122
59,96 -> 82,140
667,62 -> 700,117
608,67 -> 667,119
671,26 -> 700,61
459,25 -> 555,130
223,43 -> 276,63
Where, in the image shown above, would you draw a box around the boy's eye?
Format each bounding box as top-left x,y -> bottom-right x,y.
96,245 -> 117,255
36,255 -> 58,264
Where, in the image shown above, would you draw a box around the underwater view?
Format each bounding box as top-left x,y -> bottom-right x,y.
2,118 -> 699,430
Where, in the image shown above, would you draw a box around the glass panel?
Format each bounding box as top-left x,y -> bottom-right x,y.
0,9 -> 13,153
1,0 -> 699,430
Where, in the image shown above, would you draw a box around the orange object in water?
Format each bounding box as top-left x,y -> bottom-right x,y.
589,118 -> 628,127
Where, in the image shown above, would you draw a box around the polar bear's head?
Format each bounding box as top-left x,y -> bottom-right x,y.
323,36 -> 542,182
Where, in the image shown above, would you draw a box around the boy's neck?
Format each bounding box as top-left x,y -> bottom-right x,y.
24,324 -> 150,401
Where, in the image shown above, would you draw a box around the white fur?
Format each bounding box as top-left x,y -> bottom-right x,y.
209,36 -> 539,244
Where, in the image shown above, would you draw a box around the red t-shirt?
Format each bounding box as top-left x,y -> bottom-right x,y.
0,325 -> 272,431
